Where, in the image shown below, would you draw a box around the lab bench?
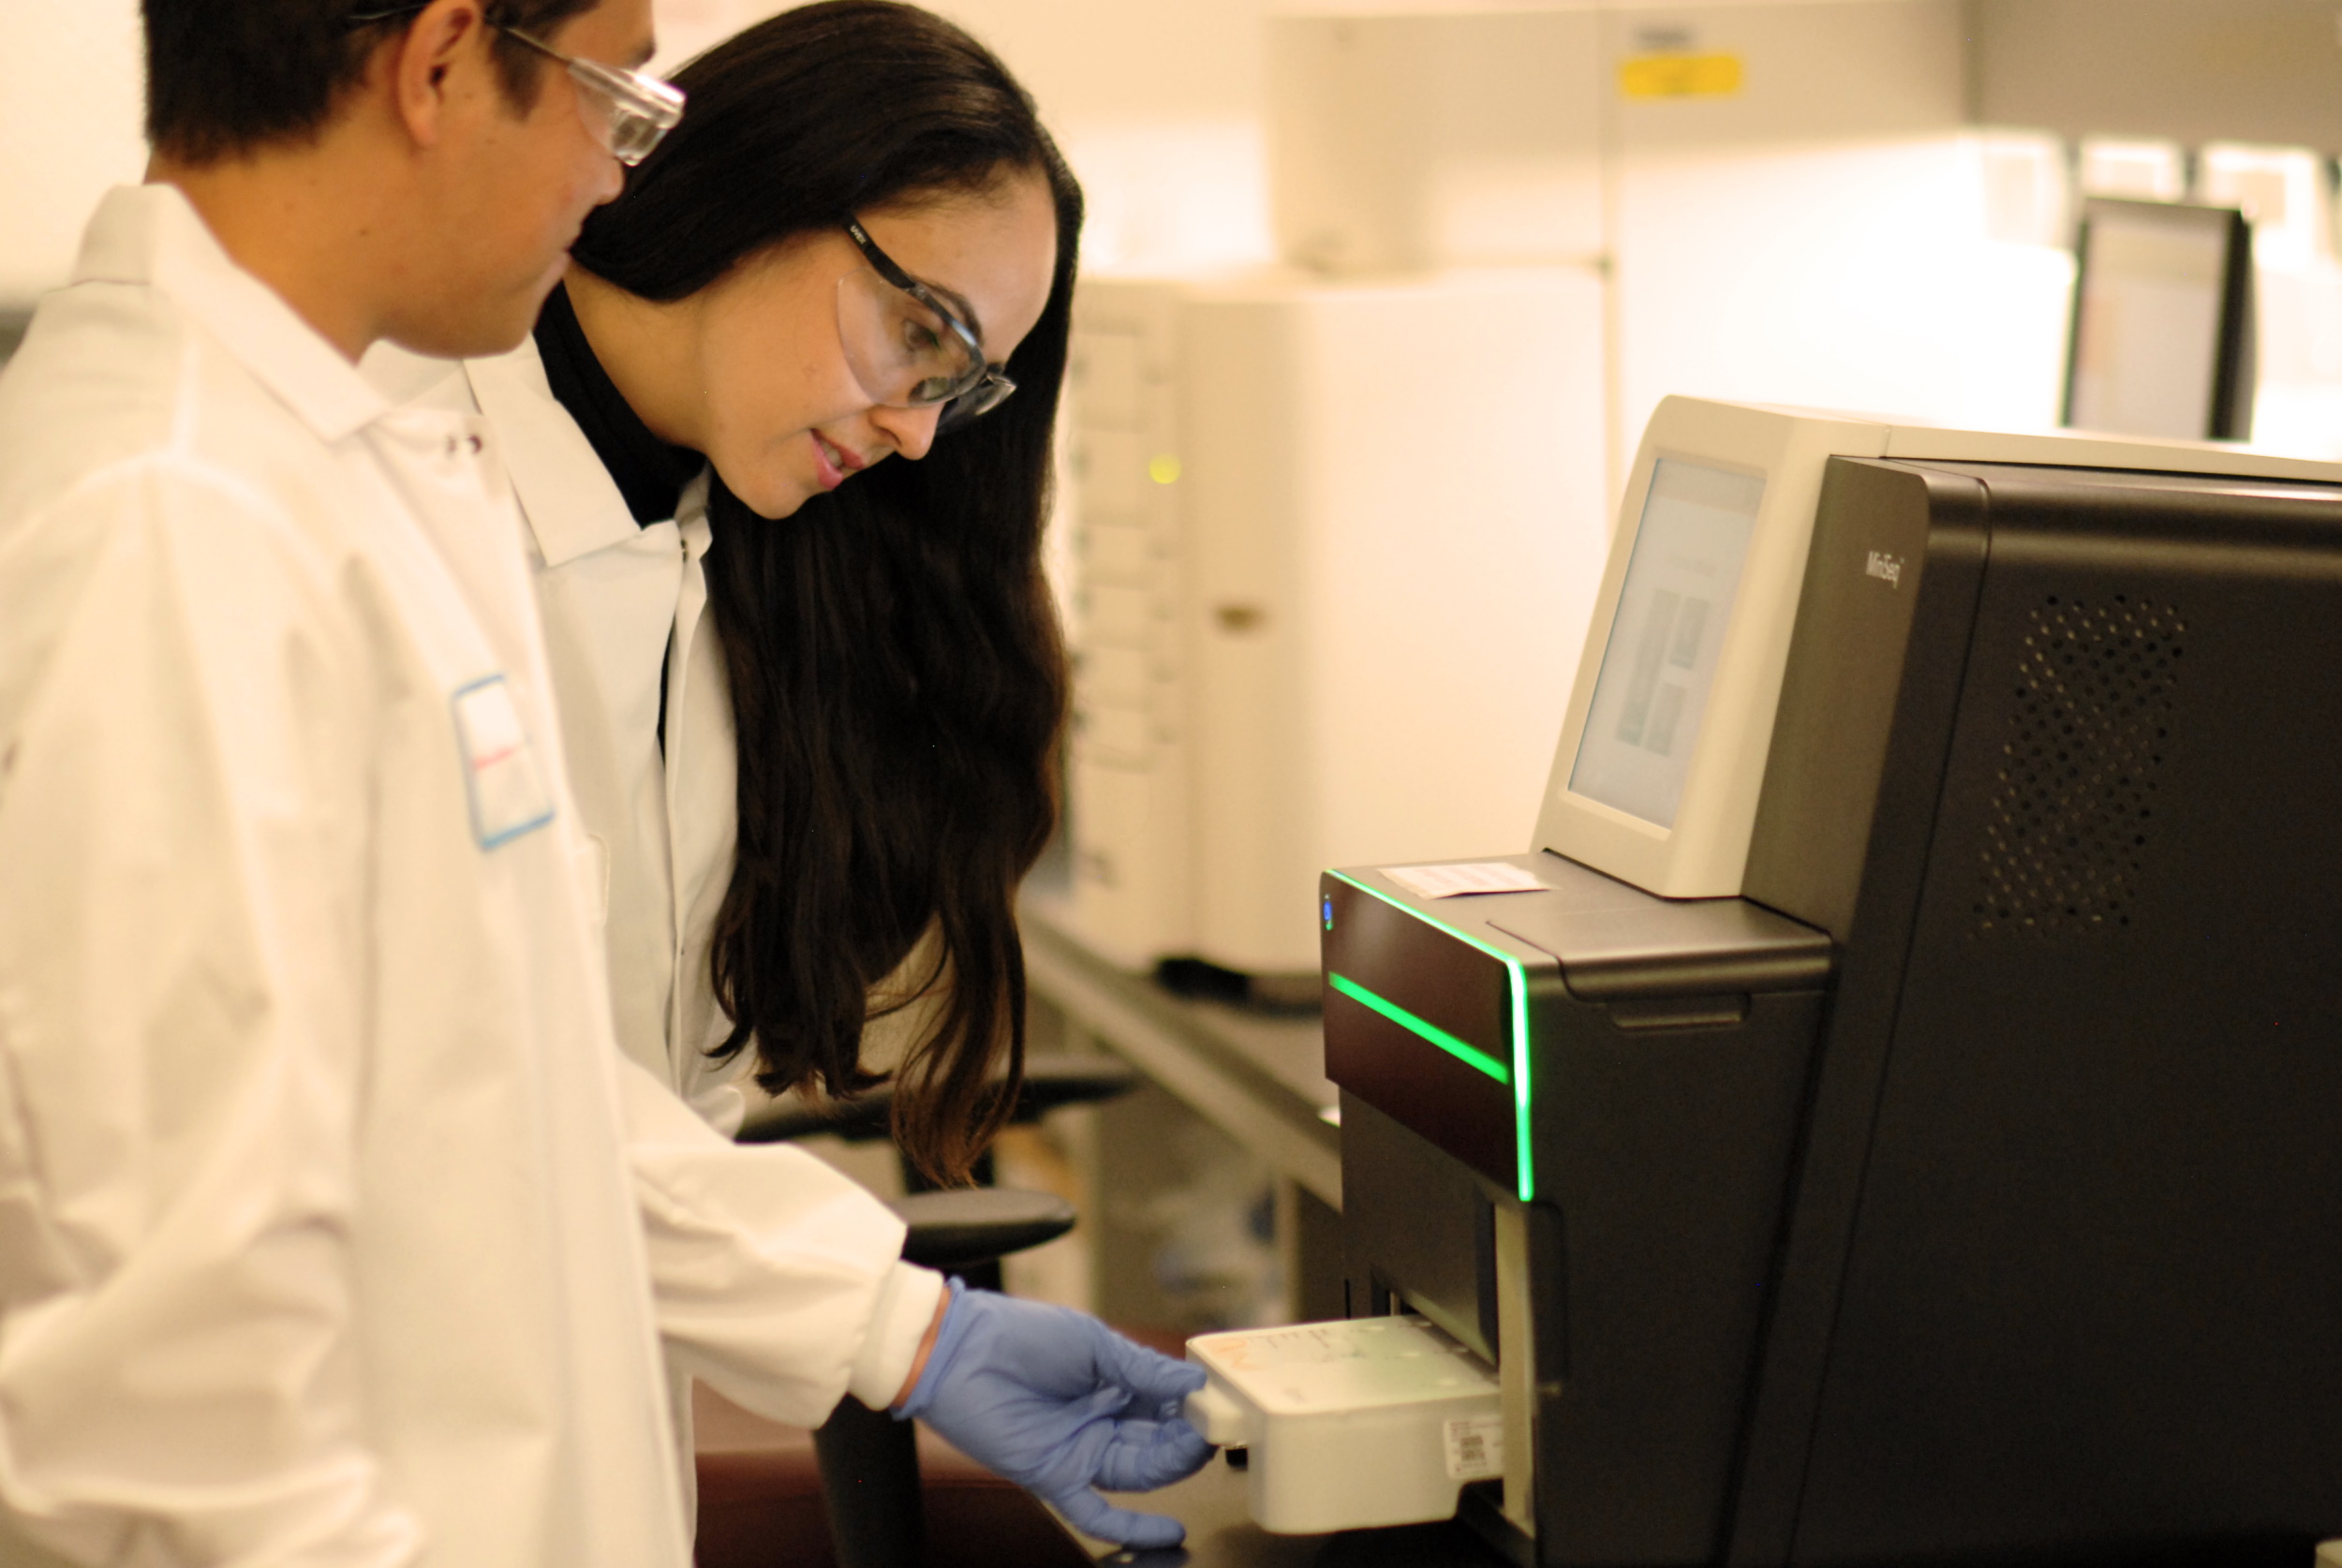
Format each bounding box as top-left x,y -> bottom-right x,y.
1018,907 -> 1340,1212
1017,906 -> 1348,1337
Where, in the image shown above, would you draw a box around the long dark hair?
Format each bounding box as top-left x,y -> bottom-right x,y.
571,0 -> 1078,1181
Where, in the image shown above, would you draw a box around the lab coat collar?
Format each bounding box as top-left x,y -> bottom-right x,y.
466,336 -> 649,569
72,184 -> 388,446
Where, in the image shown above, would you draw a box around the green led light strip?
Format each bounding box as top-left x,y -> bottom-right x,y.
1328,870 -> 1537,1204
1327,973 -> 1509,1084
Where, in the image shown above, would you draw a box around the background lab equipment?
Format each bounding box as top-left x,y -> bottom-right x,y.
1055,270 -> 1608,984
1203,396 -> 2342,1563
1047,0 -> 2097,994
2065,197 -> 2256,442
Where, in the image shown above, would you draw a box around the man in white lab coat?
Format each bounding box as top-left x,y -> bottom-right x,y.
0,1 -> 1206,1563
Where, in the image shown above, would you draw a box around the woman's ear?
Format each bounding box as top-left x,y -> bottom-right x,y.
386,0 -> 490,151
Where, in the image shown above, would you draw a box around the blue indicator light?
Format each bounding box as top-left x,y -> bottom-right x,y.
1323,896 -> 1334,931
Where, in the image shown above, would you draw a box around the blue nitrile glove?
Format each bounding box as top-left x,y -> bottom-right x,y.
894,1279 -> 1213,1547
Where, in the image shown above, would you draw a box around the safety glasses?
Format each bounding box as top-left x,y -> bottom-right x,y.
347,5 -> 686,167
837,219 -> 1017,434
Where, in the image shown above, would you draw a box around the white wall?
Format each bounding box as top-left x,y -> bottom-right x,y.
0,0 -> 1280,307
9,0 -> 2325,461
0,0 -> 148,305
651,0 -> 1278,272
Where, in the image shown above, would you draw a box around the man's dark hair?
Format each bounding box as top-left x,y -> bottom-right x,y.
144,0 -> 599,164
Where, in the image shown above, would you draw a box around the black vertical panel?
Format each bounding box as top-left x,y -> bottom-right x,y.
1748,458 -> 1978,939
1793,468 -> 2342,1562
1730,461 -> 1993,1568
1529,983 -> 1828,1568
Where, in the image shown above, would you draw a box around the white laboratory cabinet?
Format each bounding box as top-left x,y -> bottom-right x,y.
1058,269 -> 1608,980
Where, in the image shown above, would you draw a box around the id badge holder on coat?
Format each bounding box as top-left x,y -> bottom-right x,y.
452,675 -> 555,848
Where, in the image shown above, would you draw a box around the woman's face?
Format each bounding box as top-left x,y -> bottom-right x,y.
689,170 -> 1060,519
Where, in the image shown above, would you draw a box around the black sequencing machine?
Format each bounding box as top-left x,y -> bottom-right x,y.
1283,396 -> 2342,1566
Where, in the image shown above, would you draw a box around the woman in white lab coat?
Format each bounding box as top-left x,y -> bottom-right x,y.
500,0 -> 1075,1177
400,2 -> 1207,1548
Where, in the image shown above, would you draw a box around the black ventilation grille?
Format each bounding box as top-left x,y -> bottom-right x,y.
1972,595 -> 2185,938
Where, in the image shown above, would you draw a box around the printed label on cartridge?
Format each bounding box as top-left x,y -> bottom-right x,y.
1445,1415 -> 1505,1481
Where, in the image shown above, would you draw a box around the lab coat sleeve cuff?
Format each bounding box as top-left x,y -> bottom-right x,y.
847,1261 -> 947,1410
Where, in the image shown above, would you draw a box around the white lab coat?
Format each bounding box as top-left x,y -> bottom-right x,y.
0,186 -> 932,1568
363,332 -> 938,1482
439,335 -> 946,1095
363,333 -> 749,1123
460,342 -> 751,1124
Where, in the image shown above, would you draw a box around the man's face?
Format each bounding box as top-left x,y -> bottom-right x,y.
388,0 -> 657,358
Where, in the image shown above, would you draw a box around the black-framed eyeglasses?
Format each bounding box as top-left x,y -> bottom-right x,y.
347,3 -> 684,166
837,219 -> 1017,433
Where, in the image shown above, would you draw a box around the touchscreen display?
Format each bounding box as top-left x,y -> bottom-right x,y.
1568,458 -> 1764,829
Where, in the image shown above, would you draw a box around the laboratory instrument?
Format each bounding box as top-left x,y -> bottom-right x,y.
2064,197 -> 2256,442
1250,396 -> 2342,1564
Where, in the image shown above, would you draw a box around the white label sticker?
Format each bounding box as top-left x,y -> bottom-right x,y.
452,675 -> 555,849
1382,862 -> 1547,900
1445,1415 -> 1505,1481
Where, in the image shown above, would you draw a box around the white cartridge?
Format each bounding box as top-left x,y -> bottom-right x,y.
1184,1315 -> 1504,1535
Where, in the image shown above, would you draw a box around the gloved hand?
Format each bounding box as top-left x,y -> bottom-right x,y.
894,1279 -> 1213,1547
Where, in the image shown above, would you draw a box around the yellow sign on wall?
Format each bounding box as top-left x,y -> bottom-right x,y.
1620,52 -> 1745,99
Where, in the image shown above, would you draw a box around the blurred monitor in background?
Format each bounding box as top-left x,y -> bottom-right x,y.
2064,196 -> 2254,441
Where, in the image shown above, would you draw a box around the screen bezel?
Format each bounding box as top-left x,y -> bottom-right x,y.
1534,398 -> 1892,896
